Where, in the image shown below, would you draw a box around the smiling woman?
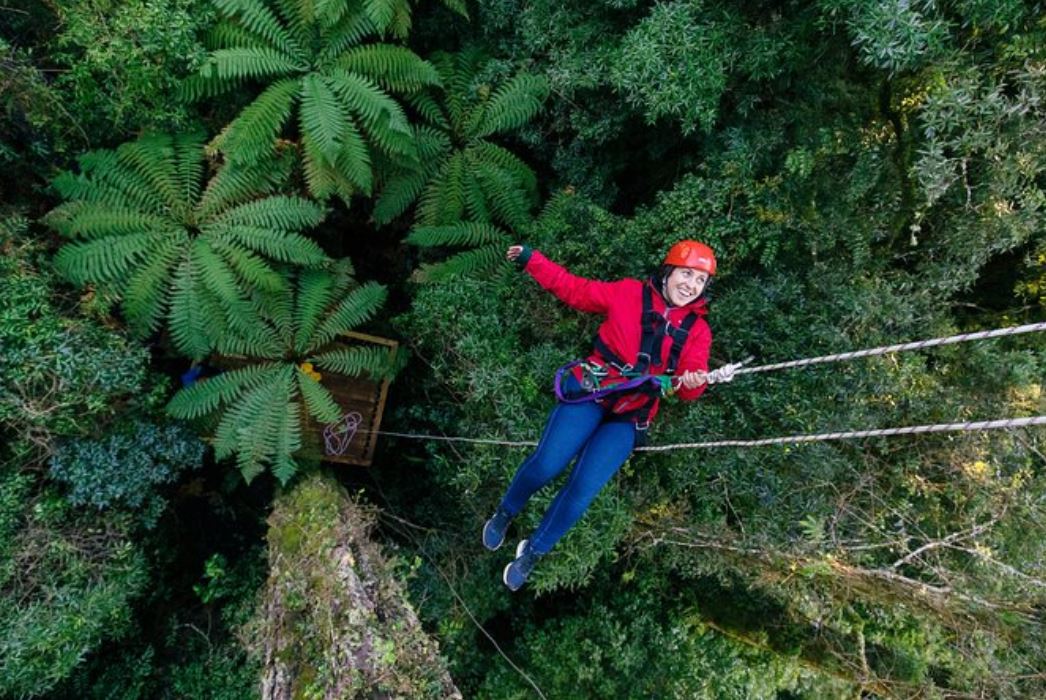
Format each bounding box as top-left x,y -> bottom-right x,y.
485,240 -> 732,591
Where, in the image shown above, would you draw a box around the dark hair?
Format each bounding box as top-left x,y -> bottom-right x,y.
659,265 -> 713,305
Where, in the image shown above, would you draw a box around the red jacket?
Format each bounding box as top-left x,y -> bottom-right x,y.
522,250 -> 712,427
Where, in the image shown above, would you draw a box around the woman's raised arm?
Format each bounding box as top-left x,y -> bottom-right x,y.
508,244 -> 627,314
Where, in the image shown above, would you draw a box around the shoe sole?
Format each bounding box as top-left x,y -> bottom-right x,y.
503,539 -> 531,591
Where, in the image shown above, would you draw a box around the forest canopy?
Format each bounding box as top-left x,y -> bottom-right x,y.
1,0 -> 1044,698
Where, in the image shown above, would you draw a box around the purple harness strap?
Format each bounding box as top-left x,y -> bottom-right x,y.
553,361 -> 664,404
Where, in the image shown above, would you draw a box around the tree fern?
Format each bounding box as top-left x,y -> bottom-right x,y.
406,221 -> 511,282
45,132 -> 330,360
165,265 -> 399,483
191,0 -> 442,203
373,48 -> 547,279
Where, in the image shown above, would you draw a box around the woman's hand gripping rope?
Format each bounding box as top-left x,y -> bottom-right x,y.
673,356 -> 753,393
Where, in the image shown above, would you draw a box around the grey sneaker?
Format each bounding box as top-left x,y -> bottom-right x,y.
482,506 -> 513,551
503,539 -> 542,591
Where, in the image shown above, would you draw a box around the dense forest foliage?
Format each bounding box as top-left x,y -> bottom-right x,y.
2,0 -> 1044,697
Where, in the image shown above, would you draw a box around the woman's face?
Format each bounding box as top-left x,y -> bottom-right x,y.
665,266 -> 709,306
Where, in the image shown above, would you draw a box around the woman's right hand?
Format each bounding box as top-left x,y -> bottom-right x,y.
506,245 -> 524,261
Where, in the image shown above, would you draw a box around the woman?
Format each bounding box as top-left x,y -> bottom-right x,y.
485,240 -> 734,591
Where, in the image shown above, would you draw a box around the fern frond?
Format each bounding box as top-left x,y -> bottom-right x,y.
439,0 -> 468,18
209,77 -> 299,164
415,243 -> 505,282
311,345 -> 394,379
471,73 -> 548,139
407,92 -> 449,130
65,150 -> 170,215
300,132 -> 339,201
315,0 -> 353,28
211,238 -> 288,293
317,9 -> 376,63
333,119 -> 374,194
300,73 -> 348,158
296,369 -> 341,422
270,401 -> 301,484
338,44 -> 441,94
462,168 -> 491,223
470,141 -> 538,201
168,258 -> 215,360
44,201 -> 172,241
53,232 -> 162,285
326,69 -> 413,156
310,281 -> 387,349
416,151 -> 465,225
406,221 -> 505,248
293,267 -> 337,351
116,134 -> 192,216
217,225 -> 329,264
207,20 -> 264,49
173,132 -> 206,206
196,157 -> 291,220
123,234 -> 185,336
210,195 -> 326,232
200,47 -> 304,82
166,361 -> 283,419
372,169 -> 427,224
475,160 -> 531,230
213,0 -> 305,59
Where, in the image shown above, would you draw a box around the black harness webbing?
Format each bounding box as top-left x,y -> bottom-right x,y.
589,280 -> 702,429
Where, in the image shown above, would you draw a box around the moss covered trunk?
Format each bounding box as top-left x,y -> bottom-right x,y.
256,472 -> 461,700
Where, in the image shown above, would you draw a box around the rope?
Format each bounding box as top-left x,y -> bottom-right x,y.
735,321 -> 1046,375
366,415 -> 1046,451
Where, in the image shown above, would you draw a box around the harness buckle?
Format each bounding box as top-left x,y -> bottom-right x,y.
636,420 -> 651,431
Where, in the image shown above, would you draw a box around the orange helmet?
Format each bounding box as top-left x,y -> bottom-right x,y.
664,240 -> 716,275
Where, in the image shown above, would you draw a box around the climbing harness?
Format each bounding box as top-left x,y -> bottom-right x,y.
559,280 -> 704,431
323,411 -> 362,456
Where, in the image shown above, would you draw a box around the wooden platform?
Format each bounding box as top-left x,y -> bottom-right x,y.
212,330 -> 397,467
298,331 -> 397,466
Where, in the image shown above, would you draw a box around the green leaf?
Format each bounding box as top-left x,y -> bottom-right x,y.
311,281 -> 387,349
210,77 -> 299,164
311,345 -> 395,379
296,369 -> 341,422
300,73 -> 348,159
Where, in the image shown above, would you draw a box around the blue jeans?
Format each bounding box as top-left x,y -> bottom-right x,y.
499,399 -> 637,554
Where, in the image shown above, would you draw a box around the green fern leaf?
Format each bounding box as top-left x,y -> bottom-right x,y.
406,222 -> 505,248
470,141 -> 538,201
211,238 -> 288,293
44,202 -> 172,241
310,281 -> 387,349
415,243 -> 505,282
407,92 -> 449,130
471,73 -> 548,139
317,9 -> 376,63
475,160 -> 531,230
300,132 -> 339,201
338,44 -> 441,93
53,232 -> 161,285
116,134 -> 191,216
200,47 -> 305,82
271,402 -> 301,485
311,345 -> 394,379
326,69 -> 413,156
195,156 -> 292,221
213,0 -> 305,58
416,150 -> 465,225
333,119 -> 374,194
293,267 -> 337,352
300,73 -> 348,159
296,369 -> 341,422
372,169 -> 428,223
168,258 -> 215,360
210,77 -> 299,163
123,234 -> 184,336
210,195 -> 326,232
217,225 -> 329,264
166,362 -> 283,419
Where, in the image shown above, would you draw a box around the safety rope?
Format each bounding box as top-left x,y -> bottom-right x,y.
355,321 -> 1046,451
735,321 -> 1046,375
365,415 -> 1046,451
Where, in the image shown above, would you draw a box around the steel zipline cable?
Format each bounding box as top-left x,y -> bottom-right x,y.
363,321 -> 1046,451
